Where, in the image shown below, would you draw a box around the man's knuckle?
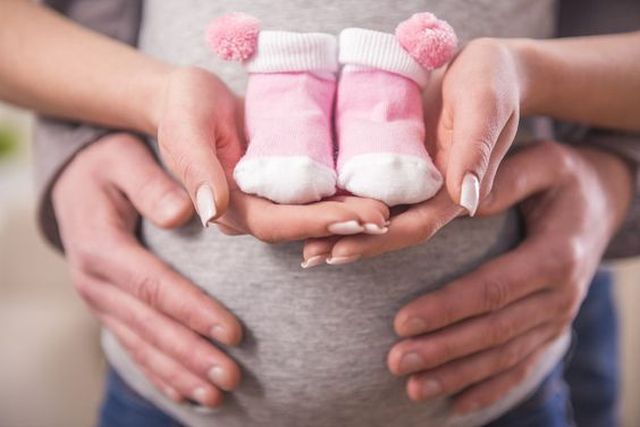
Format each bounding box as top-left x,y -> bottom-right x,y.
480,277 -> 510,312
133,275 -> 163,308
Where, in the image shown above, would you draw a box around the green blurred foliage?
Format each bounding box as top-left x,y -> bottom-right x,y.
0,124 -> 19,160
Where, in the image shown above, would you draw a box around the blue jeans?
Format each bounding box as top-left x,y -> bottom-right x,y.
98,270 -> 618,427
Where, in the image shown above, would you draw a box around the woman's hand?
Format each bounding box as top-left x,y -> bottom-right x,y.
434,38 -> 526,215
387,141 -> 633,413
154,67 -> 389,240
301,38 -> 529,264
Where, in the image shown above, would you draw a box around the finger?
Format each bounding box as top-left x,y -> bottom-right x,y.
444,94 -> 516,216
316,190 -> 462,264
389,291 -> 556,375
102,314 -> 223,408
301,236 -> 340,268
452,345 -> 550,414
477,141 -> 573,216
88,235 -> 242,347
77,275 -> 241,391
102,133 -> 194,228
222,193 -> 390,243
394,238 -> 554,337
158,71 -> 234,225
406,324 -> 557,402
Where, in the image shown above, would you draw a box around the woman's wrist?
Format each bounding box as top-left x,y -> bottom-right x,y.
501,37 -> 551,117
130,62 -> 176,136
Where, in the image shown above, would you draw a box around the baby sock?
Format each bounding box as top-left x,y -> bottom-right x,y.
335,13 -> 457,206
207,14 -> 338,204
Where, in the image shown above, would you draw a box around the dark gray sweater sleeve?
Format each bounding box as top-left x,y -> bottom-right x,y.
35,0 -> 142,250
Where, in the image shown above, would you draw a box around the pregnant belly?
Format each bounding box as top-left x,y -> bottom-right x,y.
114,211 -> 532,426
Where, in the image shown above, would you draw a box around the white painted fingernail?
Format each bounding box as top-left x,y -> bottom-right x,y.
363,223 -> 388,235
327,220 -> 364,235
326,255 -> 361,265
196,184 -> 217,227
207,365 -> 226,388
459,173 -> 480,217
301,254 -> 329,269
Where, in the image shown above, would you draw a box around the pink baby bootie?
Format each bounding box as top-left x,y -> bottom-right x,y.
336,13 -> 457,206
207,13 -> 338,204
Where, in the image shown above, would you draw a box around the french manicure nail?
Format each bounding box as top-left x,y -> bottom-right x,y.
327,220 -> 364,235
398,352 -> 424,374
207,365 -> 226,388
421,379 -> 442,399
301,254 -> 329,269
326,255 -> 361,265
459,173 -> 480,217
196,184 -> 217,227
363,223 -> 389,235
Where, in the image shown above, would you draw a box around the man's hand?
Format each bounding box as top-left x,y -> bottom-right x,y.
387,141 -> 633,413
53,133 -> 244,408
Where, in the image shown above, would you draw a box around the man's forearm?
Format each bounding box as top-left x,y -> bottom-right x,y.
510,32 -> 640,131
0,1 -> 170,134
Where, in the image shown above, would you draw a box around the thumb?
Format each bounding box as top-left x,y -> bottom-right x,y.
444,98 -> 517,216
156,68 -> 233,227
476,141 -> 567,216
108,134 -> 195,228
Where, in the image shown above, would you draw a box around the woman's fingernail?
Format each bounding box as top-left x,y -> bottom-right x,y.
301,254 -> 329,269
207,365 -> 227,389
398,352 -> 424,374
459,173 -> 480,217
196,184 -> 217,227
421,379 -> 442,399
328,220 -> 364,235
363,223 -> 389,235
326,255 -> 361,265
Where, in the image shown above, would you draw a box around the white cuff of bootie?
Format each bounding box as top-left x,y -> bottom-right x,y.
246,31 -> 339,75
339,28 -> 429,87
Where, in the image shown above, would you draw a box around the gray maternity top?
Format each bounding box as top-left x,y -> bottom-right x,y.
102,1 -> 570,426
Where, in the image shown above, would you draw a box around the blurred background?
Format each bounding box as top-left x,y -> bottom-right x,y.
1,100 -> 639,426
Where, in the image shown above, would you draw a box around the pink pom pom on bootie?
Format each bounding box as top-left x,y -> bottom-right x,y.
395,12 -> 458,70
206,13 -> 261,61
